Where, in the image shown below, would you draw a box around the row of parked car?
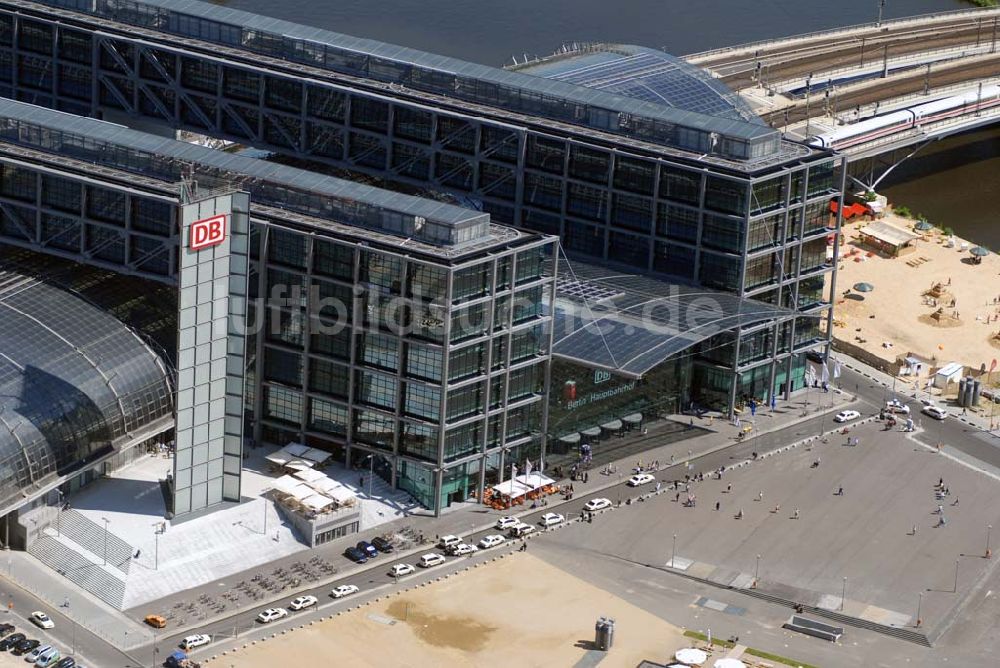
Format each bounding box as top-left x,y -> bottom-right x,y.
255,583 -> 363,625
343,535 -> 395,564
0,614 -> 81,668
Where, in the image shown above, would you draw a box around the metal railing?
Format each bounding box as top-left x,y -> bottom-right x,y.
686,7 -> 1000,61
772,44 -> 1000,97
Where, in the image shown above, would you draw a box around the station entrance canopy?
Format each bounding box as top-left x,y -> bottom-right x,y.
549,259 -> 796,378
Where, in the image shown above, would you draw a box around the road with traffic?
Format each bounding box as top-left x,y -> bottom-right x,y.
0,363 -> 995,666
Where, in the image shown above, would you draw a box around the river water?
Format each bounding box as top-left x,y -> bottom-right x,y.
215,0 -> 997,248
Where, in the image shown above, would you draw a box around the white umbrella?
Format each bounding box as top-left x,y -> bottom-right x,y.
674,647 -> 709,665
714,659 -> 746,668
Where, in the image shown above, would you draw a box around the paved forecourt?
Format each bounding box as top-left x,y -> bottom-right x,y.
540,418 -> 1000,637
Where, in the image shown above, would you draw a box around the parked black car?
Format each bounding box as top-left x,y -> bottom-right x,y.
343,546 -> 368,564
13,638 -> 40,655
0,631 -> 24,651
356,541 -> 378,558
0,623 -> 14,637
54,656 -> 76,668
371,536 -> 394,553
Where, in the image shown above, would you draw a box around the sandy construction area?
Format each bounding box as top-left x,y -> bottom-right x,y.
220,552 -> 687,668
827,210 -> 1000,376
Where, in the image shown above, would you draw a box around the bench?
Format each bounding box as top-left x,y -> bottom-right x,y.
782,614 -> 844,642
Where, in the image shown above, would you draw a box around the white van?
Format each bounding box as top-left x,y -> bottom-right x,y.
436,535 -> 462,550
419,553 -> 446,568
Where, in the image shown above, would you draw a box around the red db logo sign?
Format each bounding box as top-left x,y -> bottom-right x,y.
190,214 -> 227,250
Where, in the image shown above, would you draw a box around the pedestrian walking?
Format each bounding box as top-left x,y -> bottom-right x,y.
757,490 -> 763,502
772,504 -> 780,514
937,504 -> 943,515
912,525 -> 917,535
715,501 -> 720,511
675,492 -> 680,502
726,483 -> 732,493
836,486 -> 843,496
736,508 -> 743,520
793,508 -> 800,519
952,497 -> 960,506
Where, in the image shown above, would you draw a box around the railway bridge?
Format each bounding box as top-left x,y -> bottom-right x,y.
688,6 -> 1000,188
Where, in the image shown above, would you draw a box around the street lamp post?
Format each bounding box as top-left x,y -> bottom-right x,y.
954,559 -> 960,593
670,533 -> 677,568
151,523 -> 160,570
65,599 -> 76,655
754,554 -> 761,588
987,525 -> 993,559
840,576 -> 847,611
916,591 -> 923,627
617,472 -> 622,506
101,517 -> 109,566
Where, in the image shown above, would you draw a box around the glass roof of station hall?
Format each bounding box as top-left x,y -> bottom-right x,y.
549,259 -> 800,378
512,45 -> 763,125
33,0 -> 780,161
0,267 -> 173,514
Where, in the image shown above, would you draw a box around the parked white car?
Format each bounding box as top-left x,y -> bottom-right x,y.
922,405 -> 948,420
30,612 -> 54,630
494,517 -> 519,530
538,512 -> 564,527
436,535 -> 462,549
289,595 -> 318,611
478,534 -> 506,549
180,634 -> 211,650
627,473 -> 655,487
26,646 -> 51,663
508,523 -> 535,537
389,563 -> 415,577
256,608 -> 288,623
584,498 -> 612,512
331,584 -> 360,599
885,399 -> 910,414
833,409 -> 861,423
419,553 -> 447,568
451,543 -> 479,556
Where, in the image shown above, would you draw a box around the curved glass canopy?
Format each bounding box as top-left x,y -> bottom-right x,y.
0,270 -> 174,512
549,260 -> 797,377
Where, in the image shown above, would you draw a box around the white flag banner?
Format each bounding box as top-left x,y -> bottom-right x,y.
833,360 -> 842,379
820,361 -> 830,383
525,459 -> 533,477
511,463 -> 518,481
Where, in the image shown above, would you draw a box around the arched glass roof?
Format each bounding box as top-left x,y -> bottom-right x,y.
514,44 -> 763,125
0,270 -> 174,512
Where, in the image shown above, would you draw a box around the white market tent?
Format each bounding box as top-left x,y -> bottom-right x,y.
491,479 -> 534,499
713,659 -> 745,668
293,468 -> 326,483
265,442 -> 330,469
674,647 -> 708,665
267,468 -> 357,513
490,473 -> 556,499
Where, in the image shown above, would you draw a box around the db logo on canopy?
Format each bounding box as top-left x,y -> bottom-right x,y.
190,214 -> 227,250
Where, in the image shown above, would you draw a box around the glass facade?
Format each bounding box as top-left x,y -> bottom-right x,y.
0,2 -> 848,511
253,227 -> 556,514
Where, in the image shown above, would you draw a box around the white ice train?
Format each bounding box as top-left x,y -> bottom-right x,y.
807,83 -> 1000,150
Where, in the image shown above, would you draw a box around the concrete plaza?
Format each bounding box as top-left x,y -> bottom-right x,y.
62,444 -> 417,609
542,418 -> 1000,638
